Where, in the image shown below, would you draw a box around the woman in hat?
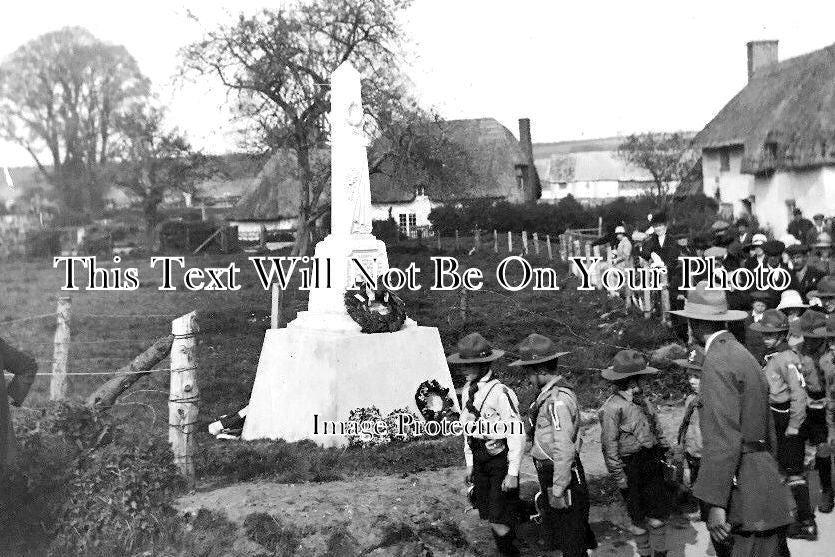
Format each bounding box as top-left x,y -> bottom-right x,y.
449,333 -> 524,557
750,310 -> 817,540
599,350 -> 671,557
776,290 -> 809,322
742,233 -> 768,270
794,311 -> 835,513
510,334 -> 597,557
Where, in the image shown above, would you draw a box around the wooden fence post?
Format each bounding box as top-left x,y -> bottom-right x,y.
522,231 -> 529,255
493,230 -> 498,253
598,216 -> 603,237
455,230 -> 460,252
169,311 -> 199,488
572,239 -> 581,276
49,296 -> 71,401
271,283 -> 280,329
474,228 -> 481,251
546,235 -> 553,260
508,231 -> 513,252
592,245 -> 602,287
533,232 -> 540,255
660,286 -> 671,326
459,285 -> 469,324
559,234 -> 567,262
436,233 -> 442,251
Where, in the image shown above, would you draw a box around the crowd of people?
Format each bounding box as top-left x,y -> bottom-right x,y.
449,207 -> 835,557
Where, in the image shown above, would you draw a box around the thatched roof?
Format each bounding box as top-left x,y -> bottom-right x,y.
694,42 -> 835,173
369,117 -> 534,203
227,149 -> 330,221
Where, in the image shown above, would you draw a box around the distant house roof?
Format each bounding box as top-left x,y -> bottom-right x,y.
694,42 -> 835,173
534,150 -> 653,183
369,117 -> 534,204
227,149 -> 330,222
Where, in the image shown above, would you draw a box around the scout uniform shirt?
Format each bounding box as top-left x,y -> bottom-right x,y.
677,393 -> 702,459
598,390 -> 666,488
819,349 -> 835,431
528,377 -> 580,493
762,345 -> 808,430
461,371 -> 525,476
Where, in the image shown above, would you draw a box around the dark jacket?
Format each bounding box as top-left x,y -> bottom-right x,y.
640,234 -> 682,288
788,218 -> 814,243
792,264 -> 825,301
693,331 -> 794,531
1,338 -> 37,472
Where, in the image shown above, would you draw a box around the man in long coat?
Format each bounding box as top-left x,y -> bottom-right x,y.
669,282 -> 794,556
1,337 -> 37,475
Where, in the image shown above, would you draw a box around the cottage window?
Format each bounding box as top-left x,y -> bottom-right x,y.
408,214 -> 416,230
558,182 -> 568,189
398,213 -> 407,235
719,150 -> 730,172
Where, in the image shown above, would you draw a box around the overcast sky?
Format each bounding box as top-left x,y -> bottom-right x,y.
2,0 -> 835,168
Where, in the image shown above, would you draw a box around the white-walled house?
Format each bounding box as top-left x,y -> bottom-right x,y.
369,117 -> 540,237
695,40 -> 835,236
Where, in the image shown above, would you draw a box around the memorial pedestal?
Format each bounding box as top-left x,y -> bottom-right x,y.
241,324 -> 457,447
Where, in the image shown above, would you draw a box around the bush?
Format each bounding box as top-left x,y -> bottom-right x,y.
24,229 -> 62,258
372,217 -> 399,242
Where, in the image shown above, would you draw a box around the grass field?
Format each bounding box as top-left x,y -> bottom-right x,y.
1,242 -> 688,555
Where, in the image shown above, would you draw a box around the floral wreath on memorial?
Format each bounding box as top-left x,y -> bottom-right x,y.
415,379 -> 459,423
344,278 -> 407,333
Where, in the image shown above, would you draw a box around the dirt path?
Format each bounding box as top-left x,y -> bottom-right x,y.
176,405 -> 834,556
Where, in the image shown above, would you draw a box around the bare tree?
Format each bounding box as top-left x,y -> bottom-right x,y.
616,132 -> 698,207
178,0 -> 411,256
109,103 -> 216,252
0,27 -> 149,215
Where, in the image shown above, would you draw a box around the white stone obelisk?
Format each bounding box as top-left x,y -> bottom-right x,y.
290,62 -> 389,332
241,62 -> 456,447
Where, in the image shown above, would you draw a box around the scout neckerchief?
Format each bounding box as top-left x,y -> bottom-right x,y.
677,395 -> 701,446
465,371 -> 501,419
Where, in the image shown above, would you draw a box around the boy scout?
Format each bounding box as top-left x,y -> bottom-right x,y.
813,316 -> 835,513
808,275 -> 835,313
669,282 -> 793,557
449,332 -> 525,557
672,347 -> 705,519
509,333 -> 596,557
599,349 -> 671,557
749,309 -> 817,540
795,310 -> 835,513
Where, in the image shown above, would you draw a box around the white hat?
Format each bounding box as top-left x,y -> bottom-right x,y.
615,225 -> 626,234
780,233 -> 800,247
752,233 -> 767,245
632,231 -> 647,242
776,290 -> 808,311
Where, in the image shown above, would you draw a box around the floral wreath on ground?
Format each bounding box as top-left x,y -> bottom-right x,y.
344,278 -> 407,333
347,406 -> 419,447
414,380 -> 459,423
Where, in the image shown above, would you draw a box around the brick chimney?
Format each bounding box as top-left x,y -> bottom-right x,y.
518,118 -> 536,202
747,40 -> 779,81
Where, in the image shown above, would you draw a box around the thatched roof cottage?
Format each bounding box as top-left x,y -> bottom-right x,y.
229,117 -> 540,240
694,40 -> 835,235
370,117 -> 540,236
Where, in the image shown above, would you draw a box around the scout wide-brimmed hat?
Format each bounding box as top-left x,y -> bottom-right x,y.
601,350 -> 658,382
749,309 -> 789,333
809,276 -> 835,299
776,290 -> 808,312
615,225 -> 627,235
668,281 -> 748,321
742,233 -> 768,251
797,309 -> 829,338
673,346 -> 706,371
507,334 -> 570,367
446,332 -> 505,364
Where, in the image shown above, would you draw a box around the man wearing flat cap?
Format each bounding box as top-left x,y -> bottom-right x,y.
449,332 -> 524,556
788,209 -> 814,245
668,282 -> 793,556
510,334 -> 596,557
